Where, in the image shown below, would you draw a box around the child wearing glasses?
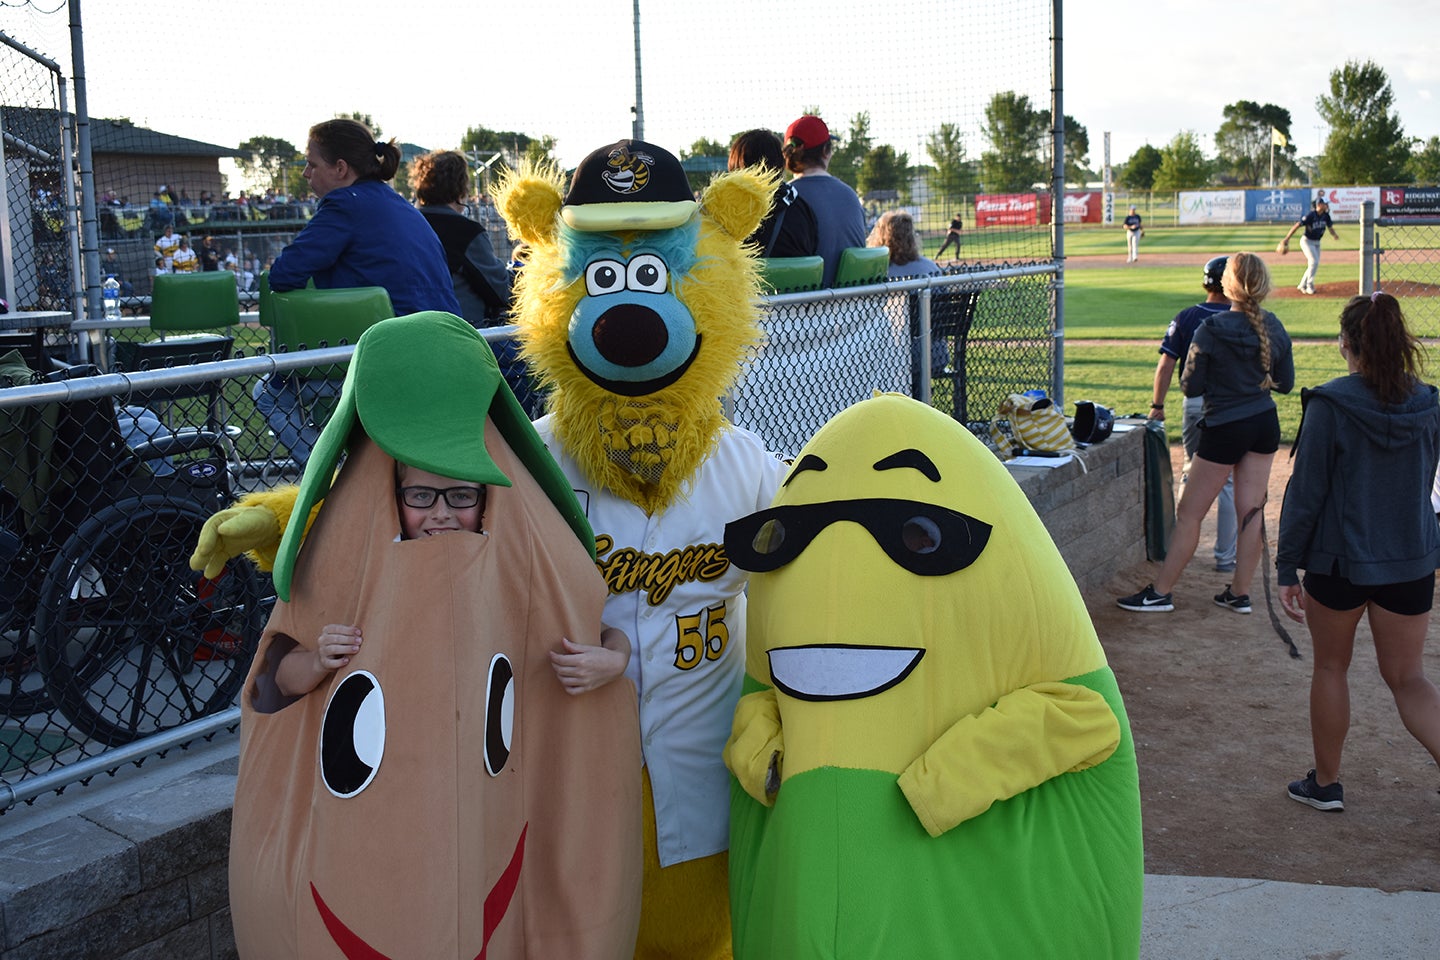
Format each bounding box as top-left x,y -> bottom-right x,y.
223,312 -> 644,958
274,460 -> 630,698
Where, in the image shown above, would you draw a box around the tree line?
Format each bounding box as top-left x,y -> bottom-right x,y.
235,59 -> 1437,203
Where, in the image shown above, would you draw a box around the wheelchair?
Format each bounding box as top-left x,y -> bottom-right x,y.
0,354 -> 268,748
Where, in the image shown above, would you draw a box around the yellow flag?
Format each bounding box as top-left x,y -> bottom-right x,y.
1271,127 -> 1288,147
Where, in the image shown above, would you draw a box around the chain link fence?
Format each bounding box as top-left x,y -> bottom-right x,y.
1366,215 -> 1440,336
0,34 -> 76,315
732,268 -> 1057,458
1,287 -> 1054,805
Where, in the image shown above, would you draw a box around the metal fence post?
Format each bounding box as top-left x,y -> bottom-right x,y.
1360,200 -> 1374,296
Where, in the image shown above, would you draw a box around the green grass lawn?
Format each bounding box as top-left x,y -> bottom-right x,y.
1063,267 -> 1355,340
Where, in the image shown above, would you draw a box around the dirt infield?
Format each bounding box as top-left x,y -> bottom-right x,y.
1094,445 -> 1440,892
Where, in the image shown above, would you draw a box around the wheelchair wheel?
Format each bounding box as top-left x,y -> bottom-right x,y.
34,495 -> 266,747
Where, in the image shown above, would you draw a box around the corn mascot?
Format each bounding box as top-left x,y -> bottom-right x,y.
192,141 -> 789,959
212,313 -> 643,959
723,393 -> 1144,959
495,140 -> 787,959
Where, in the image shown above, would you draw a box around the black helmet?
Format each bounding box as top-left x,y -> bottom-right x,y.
1071,400 -> 1114,445
1202,255 -> 1228,292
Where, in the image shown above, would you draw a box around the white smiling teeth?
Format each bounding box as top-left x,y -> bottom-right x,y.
767,645 -> 924,702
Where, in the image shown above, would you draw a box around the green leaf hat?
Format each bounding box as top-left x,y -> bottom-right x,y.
271,311 -> 593,600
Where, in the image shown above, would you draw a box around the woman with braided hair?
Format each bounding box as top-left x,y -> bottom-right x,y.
1276,292 -> 1440,812
1119,252 -> 1293,613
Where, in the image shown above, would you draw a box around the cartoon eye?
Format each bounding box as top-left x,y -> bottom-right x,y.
626,254 -> 668,294
484,654 -> 515,776
585,259 -> 626,296
320,670 -> 385,798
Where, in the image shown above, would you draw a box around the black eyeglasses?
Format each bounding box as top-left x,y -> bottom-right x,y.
398,485 -> 484,510
724,498 -> 991,577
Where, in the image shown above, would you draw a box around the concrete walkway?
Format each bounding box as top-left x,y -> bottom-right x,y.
1142,874 -> 1440,958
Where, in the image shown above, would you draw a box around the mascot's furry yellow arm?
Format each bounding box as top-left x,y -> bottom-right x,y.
496,152 -> 771,514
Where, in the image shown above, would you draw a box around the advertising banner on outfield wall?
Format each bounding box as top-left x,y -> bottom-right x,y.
1380,186 -> 1440,217
975,193 -> 1042,226
1063,192 -> 1103,223
1313,187 -> 1379,221
974,193 -> 1100,226
1245,188 -> 1309,223
1178,190 -> 1246,224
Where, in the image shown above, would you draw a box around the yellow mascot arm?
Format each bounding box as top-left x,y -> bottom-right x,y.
188,486 -> 319,577
897,681 -> 1120,837
723,689 -> 785,806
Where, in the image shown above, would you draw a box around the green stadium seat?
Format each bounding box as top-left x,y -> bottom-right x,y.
761,256 -> 824,294
834,246 -> 890,287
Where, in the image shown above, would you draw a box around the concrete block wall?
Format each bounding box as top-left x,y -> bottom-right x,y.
1006,422 -> 1148,593
0,427 -> 1150,959
0,760 -> 238,960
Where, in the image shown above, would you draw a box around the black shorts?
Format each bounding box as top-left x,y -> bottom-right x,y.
1196,409 -> 1281,465
1302,570 -> 1436,616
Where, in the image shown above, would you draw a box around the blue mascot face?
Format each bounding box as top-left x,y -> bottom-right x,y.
562,222 -> 703,397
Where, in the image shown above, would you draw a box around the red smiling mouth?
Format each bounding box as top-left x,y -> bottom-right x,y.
311,824 -> 527,960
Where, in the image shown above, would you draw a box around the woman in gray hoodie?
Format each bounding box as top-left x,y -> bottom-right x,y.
1277,292 -> 1440,812
1118,252 -> 1293,614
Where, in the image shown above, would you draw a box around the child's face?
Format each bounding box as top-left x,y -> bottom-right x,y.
396,466 -> 485,539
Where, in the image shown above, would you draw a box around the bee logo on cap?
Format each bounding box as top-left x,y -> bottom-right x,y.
602,145 -> 655,196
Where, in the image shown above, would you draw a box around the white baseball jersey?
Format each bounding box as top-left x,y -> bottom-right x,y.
536,416 -> 785,867
171,247 -> 198,273
154,232 -> 180,267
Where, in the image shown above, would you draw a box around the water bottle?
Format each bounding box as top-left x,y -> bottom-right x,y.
102,274 -> 121,319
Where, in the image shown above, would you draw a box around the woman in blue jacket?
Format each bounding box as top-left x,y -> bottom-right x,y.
257,118 -> 461,464
1277,291 -> 1440,812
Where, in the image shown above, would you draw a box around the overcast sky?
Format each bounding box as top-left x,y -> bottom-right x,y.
3,0 -> 1435,174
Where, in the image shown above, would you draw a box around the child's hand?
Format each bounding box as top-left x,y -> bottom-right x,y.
316,624 -> 362,671
549,635 -> 627,695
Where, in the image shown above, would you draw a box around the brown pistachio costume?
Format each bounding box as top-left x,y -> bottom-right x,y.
228,313 -> 642,959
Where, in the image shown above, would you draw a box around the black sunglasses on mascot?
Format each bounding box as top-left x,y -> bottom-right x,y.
723,498 -> 991,577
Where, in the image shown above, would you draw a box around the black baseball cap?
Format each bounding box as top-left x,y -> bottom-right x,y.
561,139 -> 697,232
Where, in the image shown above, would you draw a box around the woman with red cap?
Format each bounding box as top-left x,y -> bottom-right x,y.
783,114 -> 867,287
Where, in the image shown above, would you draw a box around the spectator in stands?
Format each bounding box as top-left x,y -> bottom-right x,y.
411,149 -> 512,325
868,210 -> 947,383
782,115 -> 866,287
198,235 -> 221,272
149,191 -> 173,229
102,247 -> 133,296
867,211 -> 942,279
153,224 -> 179,271
257,118 -> 460,464
728,129 -> 818,259
171,236 -> 199,274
